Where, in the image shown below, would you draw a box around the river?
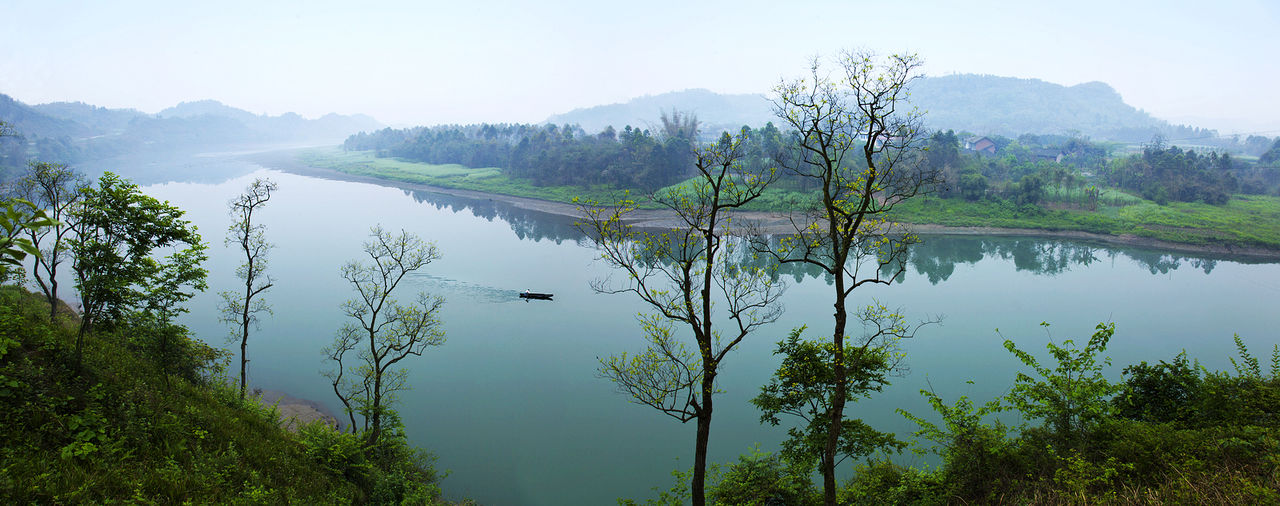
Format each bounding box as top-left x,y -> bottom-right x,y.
113,152 -> 1280,505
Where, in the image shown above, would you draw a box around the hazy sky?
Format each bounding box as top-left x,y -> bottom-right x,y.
3,0 -> 1277,135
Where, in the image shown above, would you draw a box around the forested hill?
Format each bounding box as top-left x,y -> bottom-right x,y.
546,89 -> 771,137
545,75 -> 1212,142
0,94 -> 382,171
910,75 -> 1208,142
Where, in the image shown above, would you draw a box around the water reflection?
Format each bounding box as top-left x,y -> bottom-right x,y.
340,177 -> 1267,284
402,189 -> 586,244
905,236 -> 1239,284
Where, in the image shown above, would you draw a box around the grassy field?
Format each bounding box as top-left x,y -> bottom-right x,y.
891,194 -> 1280,249
299,149 -> 1280,250
296,147 -> 634,205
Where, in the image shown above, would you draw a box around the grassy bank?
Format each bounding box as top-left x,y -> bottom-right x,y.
296,147 -> 633,205
298,148 -> 1280,251
891,195 -> 1280,249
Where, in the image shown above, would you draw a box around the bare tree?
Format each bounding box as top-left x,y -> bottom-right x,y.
764,50 -> 941,505
323,226 -> 445,443
578,132 -> 783,506
8,161 -> 88,321
218,178 -> 277,400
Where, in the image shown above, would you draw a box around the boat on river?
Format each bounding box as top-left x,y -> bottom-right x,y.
519,290 -> 553,300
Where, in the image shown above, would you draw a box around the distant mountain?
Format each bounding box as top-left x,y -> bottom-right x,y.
158,99 -> 382,141
0,94 -> 94,139
545,76 -> 1206,142
546,89 -> 772,135
909,75 -> 1184,141
158,99 -> 261,123
32,101 -> 148,134
0,94 -> 384,169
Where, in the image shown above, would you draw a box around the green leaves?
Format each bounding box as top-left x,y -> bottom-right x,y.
0,198 -> 56,267
1002,322 -> 1119,444
598,314 -> 702,421
752,324 -> 904,468
70,172 -> 207,365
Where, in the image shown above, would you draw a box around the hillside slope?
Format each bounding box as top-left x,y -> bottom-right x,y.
0,287 -> 447,504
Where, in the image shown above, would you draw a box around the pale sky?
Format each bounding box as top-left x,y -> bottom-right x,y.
2,0 -> 1277,135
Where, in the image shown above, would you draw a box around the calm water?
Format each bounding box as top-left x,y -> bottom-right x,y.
125,154 -> 1280,505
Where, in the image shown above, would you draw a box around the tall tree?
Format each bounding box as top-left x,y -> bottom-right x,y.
323,227 -> 445,444
9,161 -> 88,320
765,50 -> 941,505
578,132 -> 783,506
70,172 -> 205,366
218,178 -> 278,400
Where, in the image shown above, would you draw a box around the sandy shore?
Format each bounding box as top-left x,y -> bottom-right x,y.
249,150 -> 1280,261
254,389 -> 341,433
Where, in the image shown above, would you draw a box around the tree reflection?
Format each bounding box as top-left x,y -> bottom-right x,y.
903,236 -> 1238,284
404,189 -> 586,244
393,187 -> 1260,284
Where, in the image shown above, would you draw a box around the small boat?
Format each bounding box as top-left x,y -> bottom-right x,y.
519,290 -> 554,300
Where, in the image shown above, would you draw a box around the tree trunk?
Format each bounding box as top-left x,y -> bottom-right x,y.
239,323 -> 248,400
691,380 -> 713,506
49,277 -> 58,321
370,363 -> 384,443
823,275 -> 849,506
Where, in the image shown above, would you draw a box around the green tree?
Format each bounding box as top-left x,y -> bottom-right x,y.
1259,138 -> 1280,167
136,242 -> 209,383
1002,322 -> 1119,446
69,172 -> 205,366
323,227 -> 445,444
766,50 -> 941,505
752,309 -> 925,471
218,178 -> 278,400
8,161 -> 88,320
578,132 -> 783,506
957,171 -> 988,201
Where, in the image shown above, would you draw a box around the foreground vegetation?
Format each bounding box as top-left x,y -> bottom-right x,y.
0,287 -> 450,504
628,326 -> 1280,505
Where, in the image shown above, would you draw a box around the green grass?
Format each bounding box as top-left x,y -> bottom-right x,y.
299,149 -> 1280,251
1118,195 -> 1280,247
890,194 -> 1280,249
297,147 -> 634,206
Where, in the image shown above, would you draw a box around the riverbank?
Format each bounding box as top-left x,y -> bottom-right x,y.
248,149 -> 1280,261
253,389 -> 340,432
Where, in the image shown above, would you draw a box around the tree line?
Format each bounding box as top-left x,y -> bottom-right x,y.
916,130 -> 1280,210
345,111 -> 703,190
